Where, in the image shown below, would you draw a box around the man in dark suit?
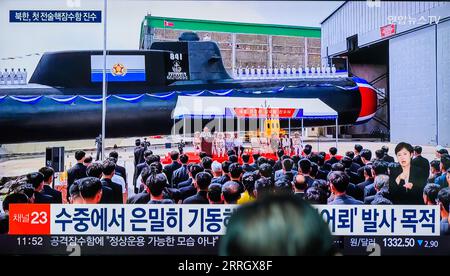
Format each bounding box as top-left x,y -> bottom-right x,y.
381,146 -> 395,163
435,156 -> 450,188
78,177 -> 104,204
356,149 -> 373,182
183,172 -> 210,204
413,146 -> 430,180
133,150 -> 156,192
134,139 -> 145,167
171,164 -> 204,202
298,158 -> 315,187
212,161 -> 231,185
272,149 -> 285,172
171,154 -> 190,188
100,160 -> 123,204
324,147 -> 339,167
242,154 -> 255,172
328,171 -> 363,205
86,162 -> 114,204
340,156 -> 361,185
222,181 -> 242,204
67,150 -> 87,202
26,172 -> 55,203
109,151 -> 127,184
250,153 -> 260,170
39,166 -> 62,203
163,151 -> 182,186
353,144 -> 364,167
364,161 -> 389,198
292,174 -> 307,200
275,159 -> 297,190
356,165 -> 374,199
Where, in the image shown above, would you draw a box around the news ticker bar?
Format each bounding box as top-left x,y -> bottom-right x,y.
8,204 -> 440,236
0,235 -> 447,256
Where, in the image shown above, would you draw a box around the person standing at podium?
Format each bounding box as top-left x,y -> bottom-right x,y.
200,127 -> 213,157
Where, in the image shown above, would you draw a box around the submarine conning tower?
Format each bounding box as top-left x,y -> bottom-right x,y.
27,32 -> 231,90
150,31 -> 231,82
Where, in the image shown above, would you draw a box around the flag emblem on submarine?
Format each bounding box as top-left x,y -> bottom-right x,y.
111,63 -> 127,77
91,55 -> 146,82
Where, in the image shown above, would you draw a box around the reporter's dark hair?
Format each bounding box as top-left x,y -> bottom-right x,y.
219,194 -> 333,256
394,142 -> 414,155
354,144 -> 363,153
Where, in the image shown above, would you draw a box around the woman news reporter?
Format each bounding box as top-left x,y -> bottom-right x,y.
389,142 -> 428,204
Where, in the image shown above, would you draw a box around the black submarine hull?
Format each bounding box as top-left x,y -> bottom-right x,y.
0,39 -> 377,144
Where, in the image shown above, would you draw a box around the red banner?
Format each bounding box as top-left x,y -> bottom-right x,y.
380,24 -> 396,38
164,20 -> 174,27
233,108 -> 296,118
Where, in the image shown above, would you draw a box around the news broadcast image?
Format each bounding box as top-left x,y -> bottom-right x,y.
1,0 -> 450,261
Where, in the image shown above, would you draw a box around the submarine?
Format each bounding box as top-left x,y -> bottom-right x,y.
0,32 -> 378,144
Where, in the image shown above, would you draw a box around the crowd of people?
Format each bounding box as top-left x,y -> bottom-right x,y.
1,138 -> 450,235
